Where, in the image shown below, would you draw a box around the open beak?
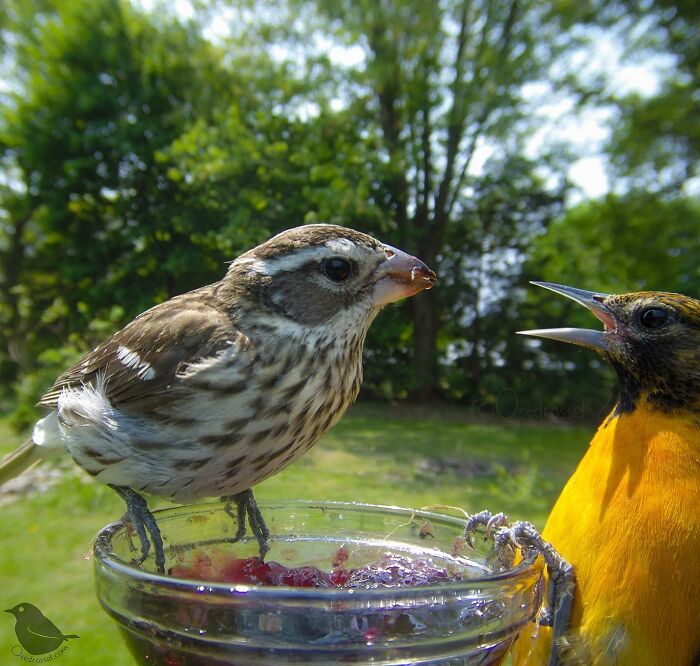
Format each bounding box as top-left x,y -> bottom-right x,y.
372,245 -> 437,306
517,281 -> 616,353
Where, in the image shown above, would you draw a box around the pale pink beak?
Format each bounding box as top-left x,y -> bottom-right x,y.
372,245 -> 437,306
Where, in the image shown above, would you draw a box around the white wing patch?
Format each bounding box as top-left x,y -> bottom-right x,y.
116,345 -> 156,380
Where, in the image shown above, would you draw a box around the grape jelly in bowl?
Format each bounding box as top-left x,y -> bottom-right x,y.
93,500 -> 543,665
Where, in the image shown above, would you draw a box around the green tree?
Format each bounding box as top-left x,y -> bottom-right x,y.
607,0 -> 699,190
3,0 -> 694,417
200,0 -> 600,398
0,0 -> 231,393
439,155 -> 565,402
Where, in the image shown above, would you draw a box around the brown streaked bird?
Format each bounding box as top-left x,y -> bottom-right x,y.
514,282 -> 700,666
0,224 -> 436,573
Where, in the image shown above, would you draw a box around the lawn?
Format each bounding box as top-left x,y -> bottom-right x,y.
0,404 -> 591,665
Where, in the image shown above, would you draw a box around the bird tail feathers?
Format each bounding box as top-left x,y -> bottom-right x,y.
0,438 -> 45,486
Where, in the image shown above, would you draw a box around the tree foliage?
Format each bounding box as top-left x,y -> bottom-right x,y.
0,0 -> 697,424
208,0 -> 588,397
607,0 -> 699,190
0,0 -> 231,386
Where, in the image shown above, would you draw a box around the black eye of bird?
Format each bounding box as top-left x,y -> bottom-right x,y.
639,307 -> 668,329
323,257 -> 352,282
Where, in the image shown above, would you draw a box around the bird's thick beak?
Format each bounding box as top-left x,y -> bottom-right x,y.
4,609 -> 14,614
517,281 -> 616,352
372,245 -> 437,306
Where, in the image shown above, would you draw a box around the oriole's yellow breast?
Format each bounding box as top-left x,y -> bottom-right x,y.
515,406 -> 700,665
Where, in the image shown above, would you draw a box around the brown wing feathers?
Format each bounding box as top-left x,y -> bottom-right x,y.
38,286 -> 238,411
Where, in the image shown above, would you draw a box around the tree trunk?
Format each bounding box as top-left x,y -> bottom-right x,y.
411,270 -> 440,401
409,249 -> 443,402
466,304 -> 482,402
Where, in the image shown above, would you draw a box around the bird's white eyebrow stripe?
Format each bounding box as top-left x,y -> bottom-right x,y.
239,244 -> 360,276
324,238 -> 356,254
116,345 -> 156,380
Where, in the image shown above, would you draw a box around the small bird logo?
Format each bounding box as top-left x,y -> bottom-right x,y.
5,603 -> 79,655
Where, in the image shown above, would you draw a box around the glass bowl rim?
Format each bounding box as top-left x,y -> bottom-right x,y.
94,499 -> 542,600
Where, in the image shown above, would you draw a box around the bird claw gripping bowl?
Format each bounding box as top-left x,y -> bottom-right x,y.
94,500 -> 543,665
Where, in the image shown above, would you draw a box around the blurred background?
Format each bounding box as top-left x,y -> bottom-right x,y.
0,0 -> 698,662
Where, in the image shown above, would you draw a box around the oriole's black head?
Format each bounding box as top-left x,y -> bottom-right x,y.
519,282 -> 700,415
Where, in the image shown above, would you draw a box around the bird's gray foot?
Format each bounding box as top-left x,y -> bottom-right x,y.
110,485 -> 165,574
464,510 -> 510,548
464,509 -> 513,568
222,489 -> 270,560
464,510 -> 575,666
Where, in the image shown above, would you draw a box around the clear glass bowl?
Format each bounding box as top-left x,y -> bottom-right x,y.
94,500 -> 543,665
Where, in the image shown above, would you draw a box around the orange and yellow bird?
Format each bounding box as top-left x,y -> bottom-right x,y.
514,282 -> 700,666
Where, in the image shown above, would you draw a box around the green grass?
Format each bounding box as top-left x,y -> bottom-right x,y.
0,405 -> 591,665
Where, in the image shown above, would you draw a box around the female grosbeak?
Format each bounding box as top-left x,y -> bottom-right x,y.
0,225 -> 436,572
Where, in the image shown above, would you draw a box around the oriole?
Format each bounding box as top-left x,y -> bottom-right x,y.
514,282 -> 700,665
